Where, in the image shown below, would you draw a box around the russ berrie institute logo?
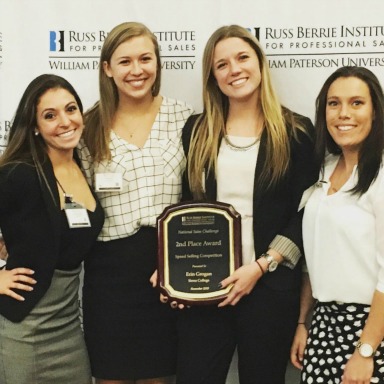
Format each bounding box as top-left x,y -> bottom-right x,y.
251,27 -> 260,41
50,31 -> 65,52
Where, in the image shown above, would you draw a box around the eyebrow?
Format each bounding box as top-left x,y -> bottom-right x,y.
116,51 -> 154,59
214,50 -> 249,64
40,101 -> 76,116
327,95 -> 367,99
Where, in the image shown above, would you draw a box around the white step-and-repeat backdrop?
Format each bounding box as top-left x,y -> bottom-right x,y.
1,0 -> 384,153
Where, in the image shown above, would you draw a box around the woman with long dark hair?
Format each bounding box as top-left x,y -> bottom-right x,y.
0,74 -> 104,383
291,66 -> 384,383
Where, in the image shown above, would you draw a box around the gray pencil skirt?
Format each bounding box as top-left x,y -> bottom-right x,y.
0,267 -> 92,384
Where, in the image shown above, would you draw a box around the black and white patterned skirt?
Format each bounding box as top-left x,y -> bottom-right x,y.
301,301 -> 384,384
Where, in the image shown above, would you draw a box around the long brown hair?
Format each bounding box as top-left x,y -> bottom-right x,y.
83,22 -> 161,162
187,25 -> 303,199
0,74 -> 83,204
0,74 -> 83,167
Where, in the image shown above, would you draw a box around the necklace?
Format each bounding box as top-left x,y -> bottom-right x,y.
224,135 -> 260,151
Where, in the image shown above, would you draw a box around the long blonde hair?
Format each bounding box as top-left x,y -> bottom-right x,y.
83,22 -> 161,162
188,25 -> 302,199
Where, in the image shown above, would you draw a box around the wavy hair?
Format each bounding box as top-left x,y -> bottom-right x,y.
187,25 -> 304,199
0,74 -> 83,205
0,74 -> 83,167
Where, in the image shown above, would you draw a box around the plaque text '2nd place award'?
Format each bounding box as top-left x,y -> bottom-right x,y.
157,201 -> 242,305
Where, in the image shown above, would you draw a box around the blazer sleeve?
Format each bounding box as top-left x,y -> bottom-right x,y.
254,115 -> 319,291
278,116 -> 319,252
0,164 -> 59,322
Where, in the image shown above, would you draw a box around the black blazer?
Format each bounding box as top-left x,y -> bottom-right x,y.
0,159 -> 65,322
182,114 -> 318,291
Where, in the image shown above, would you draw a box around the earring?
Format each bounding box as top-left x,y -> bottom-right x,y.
35,131 -> 39,136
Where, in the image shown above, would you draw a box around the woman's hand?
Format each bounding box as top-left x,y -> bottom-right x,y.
218,262 -> 262,307
150,269 -> 185,309
341,290 -> 384,383
290,272 -> 314,369
149,269 -> 158,288
0,268 -> 36,301
342,351 -> 374,384
290,323 -> 308,369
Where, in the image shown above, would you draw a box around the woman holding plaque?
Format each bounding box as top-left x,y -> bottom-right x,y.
78,22 -> 193,384
290,66 -> 384,383
177,25 -> 318,384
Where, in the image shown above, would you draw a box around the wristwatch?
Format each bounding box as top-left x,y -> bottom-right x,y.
259,253 -> 278,273
356,341 -> 375,358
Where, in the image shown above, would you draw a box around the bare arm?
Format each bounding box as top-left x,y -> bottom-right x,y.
290,272 -> 315,369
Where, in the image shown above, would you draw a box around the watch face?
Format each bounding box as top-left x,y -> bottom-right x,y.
359,343 -> 374,357
268,260 -> 278,272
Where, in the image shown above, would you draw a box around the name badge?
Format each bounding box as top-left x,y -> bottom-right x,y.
95,173 -> 123,192
64,201 -> 91,228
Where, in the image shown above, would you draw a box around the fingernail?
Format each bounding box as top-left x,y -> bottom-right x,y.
218,283 -> 223,289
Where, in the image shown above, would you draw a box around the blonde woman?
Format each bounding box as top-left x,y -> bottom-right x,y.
78,22 -> 193,384
176,25 -> 318,384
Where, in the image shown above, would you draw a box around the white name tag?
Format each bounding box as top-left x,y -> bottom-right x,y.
95,173 -> 123,192
64,202 -> 91,228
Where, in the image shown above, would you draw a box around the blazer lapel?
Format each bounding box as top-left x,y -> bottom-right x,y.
253,129 -> 268,208
40,159 -> 61,253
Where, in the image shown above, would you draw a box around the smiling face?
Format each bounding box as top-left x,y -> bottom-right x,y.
103,35 -> 158,103
35,88 -> 83,156
326,76 -> 374,155
212,37 -> 261,104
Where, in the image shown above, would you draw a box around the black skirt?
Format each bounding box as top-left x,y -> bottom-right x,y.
82,227 -> 177,380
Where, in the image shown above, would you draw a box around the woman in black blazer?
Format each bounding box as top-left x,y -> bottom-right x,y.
0,74 -> 104,384
176,25 -> 318,384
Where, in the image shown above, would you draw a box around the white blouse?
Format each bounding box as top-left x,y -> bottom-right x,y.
303,154 -> 384,304
217,136 -> 259,265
